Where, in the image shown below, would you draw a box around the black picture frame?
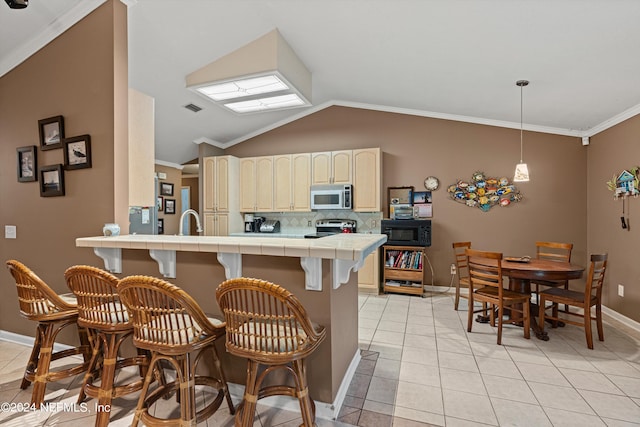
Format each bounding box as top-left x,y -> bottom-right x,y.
160,182 -> 174,196
164,198 -> 176,214
157,196 -> 164,212
63,134 -> 92,170
38,115 -> 65,150
39,164 -> 65,197
157,218 -> 164,235
17,145 -> 37,182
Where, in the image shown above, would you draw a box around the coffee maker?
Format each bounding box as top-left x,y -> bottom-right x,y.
244,214 -> 254,232
253,216 -> 265,232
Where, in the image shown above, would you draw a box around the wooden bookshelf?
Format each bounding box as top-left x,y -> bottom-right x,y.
382,245 -> 425,296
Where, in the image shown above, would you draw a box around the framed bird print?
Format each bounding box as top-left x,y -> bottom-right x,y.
63,134 -> 92,170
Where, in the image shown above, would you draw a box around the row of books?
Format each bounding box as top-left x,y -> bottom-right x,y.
386,250 -> 422,270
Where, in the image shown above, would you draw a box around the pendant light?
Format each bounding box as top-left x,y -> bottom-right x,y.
513,80 -> 530,182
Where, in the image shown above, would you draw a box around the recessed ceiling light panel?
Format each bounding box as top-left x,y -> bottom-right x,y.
196,75 -> 289,101
224,94 -> 306,113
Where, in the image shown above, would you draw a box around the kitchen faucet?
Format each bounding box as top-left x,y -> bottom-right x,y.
178,209 -> 203,236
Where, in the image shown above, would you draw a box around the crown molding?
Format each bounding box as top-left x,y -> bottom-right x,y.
155,159 -> 184,170
193,137 -> 227,149
584,103 -> 640,137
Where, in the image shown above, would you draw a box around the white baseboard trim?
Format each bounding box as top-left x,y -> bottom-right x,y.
602,305 -> 640,334
227,348 -> 361,421
0,329 -> 75,353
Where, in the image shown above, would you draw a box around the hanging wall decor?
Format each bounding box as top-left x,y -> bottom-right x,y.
447,171 -> 523,212
606,166 -> 639,199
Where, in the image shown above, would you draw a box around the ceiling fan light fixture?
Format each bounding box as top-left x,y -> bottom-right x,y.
513,79 -> 530,182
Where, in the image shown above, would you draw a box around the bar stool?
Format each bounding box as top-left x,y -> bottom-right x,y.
5,260 -> 91,407
216,277 -> 326,427
64,265 -> 151,427
117,275 -> 234,427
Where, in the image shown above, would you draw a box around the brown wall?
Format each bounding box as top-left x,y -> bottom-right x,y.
226,106 -> 590,298
0,1 -> 127,338
587,115 -> 640,321
156,165 -> 182,235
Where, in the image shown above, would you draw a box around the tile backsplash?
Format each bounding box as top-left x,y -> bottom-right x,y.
254,211 -> 383,234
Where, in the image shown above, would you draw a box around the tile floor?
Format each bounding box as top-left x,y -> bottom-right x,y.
0,291 -> 639,426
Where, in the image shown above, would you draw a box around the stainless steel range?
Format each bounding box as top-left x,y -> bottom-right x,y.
304,219 -> 357,238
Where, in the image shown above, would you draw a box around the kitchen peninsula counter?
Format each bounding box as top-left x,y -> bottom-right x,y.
76,232 -> 386,419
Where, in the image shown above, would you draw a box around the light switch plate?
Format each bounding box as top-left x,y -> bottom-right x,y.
5,225 -> 17,239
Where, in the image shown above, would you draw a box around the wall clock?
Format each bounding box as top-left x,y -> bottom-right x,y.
424,176 -> 440,191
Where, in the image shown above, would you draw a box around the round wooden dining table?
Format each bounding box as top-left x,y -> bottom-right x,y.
501,257 -> 584,340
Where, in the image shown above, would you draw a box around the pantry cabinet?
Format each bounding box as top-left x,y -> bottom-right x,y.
274,153 -> 311,211
311,150 -> 352,185
202,155 -> 241,235
240,156 -> 274,212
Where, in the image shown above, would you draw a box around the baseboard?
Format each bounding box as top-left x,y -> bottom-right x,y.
602,305 -> 640,334
227,348 -> 361,420
0,329 -> 75,353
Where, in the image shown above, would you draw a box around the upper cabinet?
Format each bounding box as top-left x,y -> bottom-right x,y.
274,153 -> 311,211
353,148 -> 381,212
240,156 -> 274,212
311,150 -> 352,185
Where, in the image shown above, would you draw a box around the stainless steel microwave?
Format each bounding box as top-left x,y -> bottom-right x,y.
310,184 -> 352,210
381,219 -> 431,247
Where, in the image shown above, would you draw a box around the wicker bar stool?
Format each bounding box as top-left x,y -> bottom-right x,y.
5,260 -> 91,407
117,275 -> 234,427
64,265 -> 151,427
215,277 -> 327,427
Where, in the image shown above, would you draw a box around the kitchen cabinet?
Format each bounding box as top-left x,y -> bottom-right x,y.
382,245 -> 424,296
202,155 -> 241,235
311,150 -> 352,185
358,250 -> 380,293
240,156 -> 274,212
353,147 -> 381,212
274,153 -> 311,211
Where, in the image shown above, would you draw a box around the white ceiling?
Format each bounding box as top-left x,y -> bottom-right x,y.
3,0 -> 640,165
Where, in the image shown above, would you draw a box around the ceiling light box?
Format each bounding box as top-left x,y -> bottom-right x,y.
186,29 -> 311,114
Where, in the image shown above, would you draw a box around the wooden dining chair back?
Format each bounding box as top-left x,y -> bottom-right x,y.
65,265 -> 149,427
539,254 -> 608,349
452,242 -> 471,310
216,277 -> 327,427
465,249 -> 531,345
532,241 -> 574,299
117,275 -> 234,427
6,260 -> 91,407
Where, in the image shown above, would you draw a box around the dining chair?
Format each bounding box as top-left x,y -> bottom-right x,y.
532,241 -> 573,307
465,249 -> 531,345
538,253 -> 608,349
65,265 -> 150,427
452,242 -> 490,318
216,277 -> 326,427
5,260 -> 91,407
117,275 -> 234,427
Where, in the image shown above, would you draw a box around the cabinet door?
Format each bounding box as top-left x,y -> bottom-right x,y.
311,152 -> 332,185
217,213 -> 229,236
274,155 -> 292,211
331,150 -> 352,184
203,212 -> 216,236
203,157 -> 216,211
358,251 -> 379,291
254,156 -> 273,212
215,156 -> 229,212
353,148 -> 381,212
291,153 -> 311,211
240,158 -> 256,212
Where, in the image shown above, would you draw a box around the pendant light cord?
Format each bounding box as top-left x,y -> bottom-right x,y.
520,83 -> 524,163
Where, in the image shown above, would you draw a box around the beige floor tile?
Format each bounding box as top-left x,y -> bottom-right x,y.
491,398 -> 552,427
437,351 -> 478,373
529,382 -> 594,414
577,389 -> 640,423
516,361 -> 572,387
393,406 -> 445,426
399,361 -> 440,388
395,381 -> 443,415
543,407 -> 606,427
482,374 -> 537,404
476,356 -> 523,379
442,388 -> 497,425
440,368 -> 486,396
559,367 -> 624,394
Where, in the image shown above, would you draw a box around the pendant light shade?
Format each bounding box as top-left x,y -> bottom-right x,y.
513,80 -> 530,182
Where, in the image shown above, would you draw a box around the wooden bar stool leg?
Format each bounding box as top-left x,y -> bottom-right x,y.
132,352 -> 159,427
210,345 -> 235,414
237,360 -> 260,427
21,325 -> 43,390
178,354 -> 197,425
94,333 -> 119,427
77,332 -> 102,404
293,359 -> 316,427
31,323 -> 59,407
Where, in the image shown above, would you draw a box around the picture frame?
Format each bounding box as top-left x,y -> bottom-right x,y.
160,182 -> 174,196
164,198 -> 176,214
17,145 -> 37,182
412,191 -> 432,205
157,218 -> 164,235
39,164 -> 65,197
157,196 -> 164,212
63,134 -> 92,170
38,115 -> 65,150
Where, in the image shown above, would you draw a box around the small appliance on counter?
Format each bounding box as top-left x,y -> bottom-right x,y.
304,219 -> 357,239
252,216 -> 265,232
259,219 -> 281,233
244,214 -> 255,232
389,205 -> 418,220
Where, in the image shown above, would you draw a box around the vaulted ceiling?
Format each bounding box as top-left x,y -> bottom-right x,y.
3,0 -> 640,165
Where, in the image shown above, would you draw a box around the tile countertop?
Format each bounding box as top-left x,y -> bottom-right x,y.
76,233 -> 387,261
